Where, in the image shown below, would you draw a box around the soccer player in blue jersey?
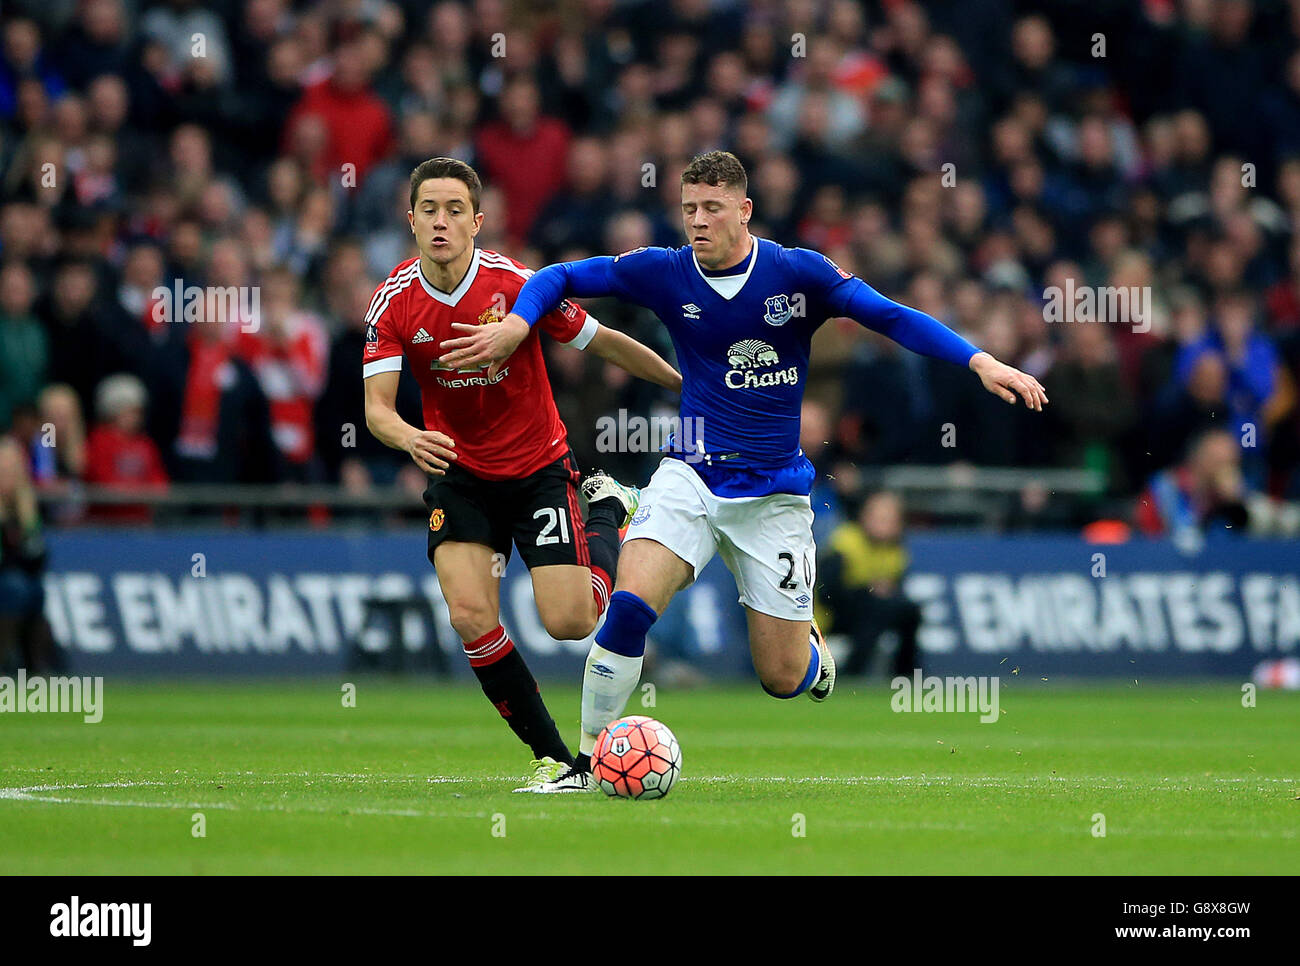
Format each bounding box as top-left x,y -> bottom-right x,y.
439,151 -> 1048,792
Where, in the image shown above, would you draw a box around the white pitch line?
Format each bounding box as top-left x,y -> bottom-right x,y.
1,778 -> 1296,839
0,784 -> 482,820
1,773 -> 1295,795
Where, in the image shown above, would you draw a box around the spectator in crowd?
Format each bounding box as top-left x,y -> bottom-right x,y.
350,109 -> 440,237
1047,321 -> 1135,491
0,259 -> 46,429
819,491 -> 922,678
1137,428 -> 1250,541
233,266 -> 328,481
38,259 -> 120,420
84,373 -> 168,522
0,17 -> 65,121
1150,344 -> 1235,476
172,314 -> 279,485
529,136 -> 617,261
55,0 -> 132,92
0,435 -> 56,673
141,0 -> 234,89
283,37 -> 394,187
1174,291 -> 1286,487
35,382 -> 86,487
800,398 -> 847,549
85,73 -> 152,194
315,273 -> 422,488
475,74 -> 570,245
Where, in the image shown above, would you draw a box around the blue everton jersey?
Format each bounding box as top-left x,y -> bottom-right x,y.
609,239 -> 823,478
512,236 -> 980,498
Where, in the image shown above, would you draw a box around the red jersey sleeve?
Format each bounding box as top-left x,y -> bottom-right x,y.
537,296 -> 598,349
362,275 -> 407,377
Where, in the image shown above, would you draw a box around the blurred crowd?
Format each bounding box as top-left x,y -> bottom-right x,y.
1,0 -> 1300,542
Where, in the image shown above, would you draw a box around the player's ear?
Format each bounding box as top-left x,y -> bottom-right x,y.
472,211 -> 484,235
407,209 -> 415,233
740,197 -> 753,224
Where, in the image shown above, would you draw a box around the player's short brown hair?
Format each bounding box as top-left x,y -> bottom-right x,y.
681,150 -> 748,194
410,157 -> 482,212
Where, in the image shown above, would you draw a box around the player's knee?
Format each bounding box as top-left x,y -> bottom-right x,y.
534,590 -> 597,641
757,655 -> 808,697
540,611 -> 596,642
446,599 -> 499,642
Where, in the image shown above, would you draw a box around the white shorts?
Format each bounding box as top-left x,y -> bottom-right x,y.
626,458 -> 816,622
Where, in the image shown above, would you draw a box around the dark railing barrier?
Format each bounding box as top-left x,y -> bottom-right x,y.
34,467 -> 1108,529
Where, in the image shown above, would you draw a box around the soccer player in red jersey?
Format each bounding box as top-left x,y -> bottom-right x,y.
363,158 -> 680,789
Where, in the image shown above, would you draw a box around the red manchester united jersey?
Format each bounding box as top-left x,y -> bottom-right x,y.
361,249 -> 597,480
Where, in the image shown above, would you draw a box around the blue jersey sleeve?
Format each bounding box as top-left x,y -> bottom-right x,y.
512,247 -> 668,326
797,249 -> 981,369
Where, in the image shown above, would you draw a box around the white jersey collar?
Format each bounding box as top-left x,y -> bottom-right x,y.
692,235 -> 759,301
417,248 -> 480,306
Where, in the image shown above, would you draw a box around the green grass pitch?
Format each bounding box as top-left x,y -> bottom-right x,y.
1,679 -> 1295,874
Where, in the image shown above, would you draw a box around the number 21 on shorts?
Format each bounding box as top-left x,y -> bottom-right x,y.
534,507 -> 571,545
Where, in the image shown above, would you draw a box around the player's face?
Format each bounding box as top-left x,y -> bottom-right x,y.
408,178 -> 483,265
681,182 -> 753,269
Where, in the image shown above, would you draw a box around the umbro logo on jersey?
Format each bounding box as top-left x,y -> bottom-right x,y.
682,303 -> 701,319
411,327 -> 435,344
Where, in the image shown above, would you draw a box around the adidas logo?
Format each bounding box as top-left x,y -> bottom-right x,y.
411,327 -> 434,344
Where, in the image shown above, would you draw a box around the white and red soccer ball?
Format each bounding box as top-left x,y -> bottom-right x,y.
591,715 -> 681,800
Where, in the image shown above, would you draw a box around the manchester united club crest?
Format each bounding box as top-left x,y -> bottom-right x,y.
429,508 -> 445,531
477,304 -> 504,326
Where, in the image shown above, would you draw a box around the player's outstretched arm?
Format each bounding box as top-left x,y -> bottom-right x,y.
585,324 -> 682,393
363,369 -> 458,475
838,277 -> 1048,411
438,258 -> 622,374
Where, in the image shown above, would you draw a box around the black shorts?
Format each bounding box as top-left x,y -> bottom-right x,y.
424,448 -> 590,570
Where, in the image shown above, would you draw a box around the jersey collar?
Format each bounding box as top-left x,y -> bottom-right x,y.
691,235 -> 759,301
417,247 -> 480,306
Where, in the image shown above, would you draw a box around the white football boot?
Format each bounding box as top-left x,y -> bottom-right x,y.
808,617 -> 836,702
514,757 -> 567,792
580,471 -> 640,528
515,762 -> 595,794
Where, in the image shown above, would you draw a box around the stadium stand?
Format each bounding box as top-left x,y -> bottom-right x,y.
1,0 -> 1299,536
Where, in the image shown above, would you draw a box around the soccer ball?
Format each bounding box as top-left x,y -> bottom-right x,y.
591,715 -> 681,800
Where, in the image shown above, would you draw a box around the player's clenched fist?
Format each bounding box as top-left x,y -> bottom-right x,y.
969,351 -> 1049,412
405,429 -> 458,475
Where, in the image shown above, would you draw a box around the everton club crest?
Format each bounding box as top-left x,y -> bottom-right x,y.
763,293 -> 794,326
